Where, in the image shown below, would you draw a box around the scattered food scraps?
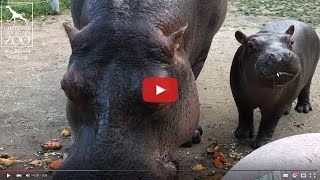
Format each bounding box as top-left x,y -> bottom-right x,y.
49,159 -> 63,169
192,163 -> 205,171
61,128 -> 72,137
0,158 -> 23,166
229,150 -> 243,161
213,158 -> 224,169
41,141 -> 61,151
43,158 -> 53,165
213,152 -> 227,163
29,159 -> 42,166
206,143 -> 223,153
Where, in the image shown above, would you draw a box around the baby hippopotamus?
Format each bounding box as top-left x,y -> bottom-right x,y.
230,20 -> 320,148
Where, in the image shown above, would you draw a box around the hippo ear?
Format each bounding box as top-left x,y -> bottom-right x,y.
63,22 -> 80,41
235,31 -> 247,44
285,25 -> 295,36
168,24 -> 188,50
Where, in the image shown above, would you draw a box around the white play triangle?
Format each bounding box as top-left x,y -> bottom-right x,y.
156,85 -> 165,95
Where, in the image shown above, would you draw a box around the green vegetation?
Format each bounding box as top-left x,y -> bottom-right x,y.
230,0 -> 320,26
1,0 -> 70,20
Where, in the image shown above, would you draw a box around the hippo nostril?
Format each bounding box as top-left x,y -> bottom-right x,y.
268,53 -> 277,59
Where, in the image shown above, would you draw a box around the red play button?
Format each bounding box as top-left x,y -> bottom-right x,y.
142,78 -> 178,103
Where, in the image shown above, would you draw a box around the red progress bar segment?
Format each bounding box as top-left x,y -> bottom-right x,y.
2,169 -> 42,173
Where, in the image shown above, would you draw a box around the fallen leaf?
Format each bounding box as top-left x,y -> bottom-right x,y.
41,141 -> 61,151
49,159 -> 63,169
0,158 -> 23,166
43,158 -> 52,165
29,159 -> 42,166
213,158 -> 224,169
8,156 -> 19,160
60,128 -> 72,137
192,163 -> 205,171
213,152 -> 227,163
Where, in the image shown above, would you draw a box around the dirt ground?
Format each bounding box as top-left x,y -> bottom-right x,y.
0,7 -> 320,180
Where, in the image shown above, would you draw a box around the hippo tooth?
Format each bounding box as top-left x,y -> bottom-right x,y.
276,72 -> 280,77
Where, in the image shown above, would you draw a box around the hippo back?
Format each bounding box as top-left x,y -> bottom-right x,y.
69,0 -> 227,78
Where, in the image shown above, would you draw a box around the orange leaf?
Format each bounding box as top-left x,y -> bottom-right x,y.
213,158 -> 224,169
213,152 -> 227,163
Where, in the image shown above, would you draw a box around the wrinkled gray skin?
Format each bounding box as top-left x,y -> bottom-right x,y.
223,133 -> 320,180
54,0 -> 227,179
230,20 -> 320,148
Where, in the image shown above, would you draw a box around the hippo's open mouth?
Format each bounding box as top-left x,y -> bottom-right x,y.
267,72 -> 297,86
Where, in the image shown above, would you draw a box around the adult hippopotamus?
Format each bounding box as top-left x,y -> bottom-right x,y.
223,133 -> 320,180
55,0 -> 227,179
230,20 -> 320,148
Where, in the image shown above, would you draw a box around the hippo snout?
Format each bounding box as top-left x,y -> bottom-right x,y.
255,51 -> 300,85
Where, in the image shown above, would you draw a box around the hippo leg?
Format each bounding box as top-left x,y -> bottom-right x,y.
192,61 -> 205,80
252,110 -> 283,148
295,80 -> 312,113
235,107 -> 254,138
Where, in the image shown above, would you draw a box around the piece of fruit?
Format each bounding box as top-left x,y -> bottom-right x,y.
213,158 -> 224,169
213,152 -> 227,163
41,141 -> 61,150
48,159 -> 63,169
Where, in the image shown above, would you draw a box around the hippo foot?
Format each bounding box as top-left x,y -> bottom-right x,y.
180,140 -> 193,148
180,126 -> 203,148
235,127 -> 253,138
252,138 -> 271,149
191,126 -> 203,144
295,102 -> 312,113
